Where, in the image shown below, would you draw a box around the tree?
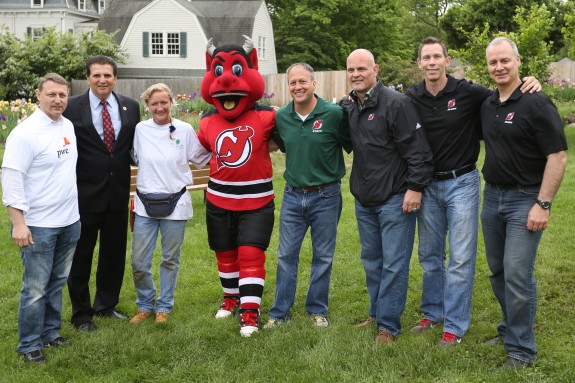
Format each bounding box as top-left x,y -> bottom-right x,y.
452,4 -> 554,86
441,0 -> 565,56
0,28 -> 126,100
400,0 -> 461,52
267,0 -> 409,72
562,0 -> 575,58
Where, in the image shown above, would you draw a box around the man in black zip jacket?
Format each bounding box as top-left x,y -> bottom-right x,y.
341,48 -> 433,344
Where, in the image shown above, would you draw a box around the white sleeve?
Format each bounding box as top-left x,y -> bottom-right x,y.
186,128 -> 211,168
1,167 -> 29,212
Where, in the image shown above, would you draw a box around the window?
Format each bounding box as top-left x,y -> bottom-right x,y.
143,32 -> 187,58
78,0 -> 85,11
31,0 -> 43,7
151,32 -> 179,56
27,26 -> 45,41
98,0 -> 106,14
258,36 -> 266,60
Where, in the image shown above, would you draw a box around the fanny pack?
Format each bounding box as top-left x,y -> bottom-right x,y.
136,187 -> 187,218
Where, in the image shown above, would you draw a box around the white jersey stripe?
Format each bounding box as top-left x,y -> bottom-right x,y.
210,177 -> 273,186
240,296 -> 262,305
239,277 -> 265,286
208,188 -> 275,199
219,271 -> 240,279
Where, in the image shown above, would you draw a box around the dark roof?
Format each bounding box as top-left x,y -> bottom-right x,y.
0,0 -> 101,15
191,1 -> 262,46
99,0 -> 264,45
98,0 -> 150,43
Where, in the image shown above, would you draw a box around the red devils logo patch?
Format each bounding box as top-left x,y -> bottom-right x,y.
448,99 -> 456,108
505,113 -> 515,121
368,114 -> 375,121
215,126 -> 254,170
313,120 -> 323,129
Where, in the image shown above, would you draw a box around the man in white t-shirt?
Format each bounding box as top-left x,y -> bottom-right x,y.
2,73 -> 81,364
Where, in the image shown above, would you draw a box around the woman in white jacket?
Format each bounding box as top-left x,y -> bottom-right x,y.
129,83 -> 211,324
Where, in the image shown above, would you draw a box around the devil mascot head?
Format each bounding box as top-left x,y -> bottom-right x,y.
201,35 -> 266,120
197,36 -> 275,338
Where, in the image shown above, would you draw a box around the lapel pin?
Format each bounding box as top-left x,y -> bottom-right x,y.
123,106 -> 127,111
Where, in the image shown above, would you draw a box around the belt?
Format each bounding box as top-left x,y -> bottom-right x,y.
486,183 -> 517,190
299,181 -> 339,192
485,183 -> 541,192
433,163 -> 476,181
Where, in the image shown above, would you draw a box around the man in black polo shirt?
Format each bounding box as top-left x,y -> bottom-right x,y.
406,37 -> 541,347
481,37 -> 567,369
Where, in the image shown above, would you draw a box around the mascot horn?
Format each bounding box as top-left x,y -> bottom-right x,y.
197,36 -> 276,337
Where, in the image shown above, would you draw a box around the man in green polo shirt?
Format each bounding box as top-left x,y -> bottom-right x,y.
265,63 -> 352,328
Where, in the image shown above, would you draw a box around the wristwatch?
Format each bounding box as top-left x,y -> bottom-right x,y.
536,199 -> 551,209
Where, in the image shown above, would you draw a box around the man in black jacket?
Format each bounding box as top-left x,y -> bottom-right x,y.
341,49 -> 434,344
63,56 -> 140,332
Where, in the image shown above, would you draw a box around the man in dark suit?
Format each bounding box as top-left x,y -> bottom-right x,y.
63,55 -> 140,332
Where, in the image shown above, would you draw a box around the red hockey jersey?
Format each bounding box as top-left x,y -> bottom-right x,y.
198,105 -> 275,211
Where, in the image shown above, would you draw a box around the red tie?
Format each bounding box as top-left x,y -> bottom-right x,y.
101,100 -> 115,152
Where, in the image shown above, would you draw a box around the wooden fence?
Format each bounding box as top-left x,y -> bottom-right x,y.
549,58 -> 575,82
71,70 -> 347,107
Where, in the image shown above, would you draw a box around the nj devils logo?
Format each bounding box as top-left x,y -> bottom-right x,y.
215,126 -> 254,169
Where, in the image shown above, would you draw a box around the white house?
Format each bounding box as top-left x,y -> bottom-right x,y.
0,0 -> 106,39
98,0 -> 277,78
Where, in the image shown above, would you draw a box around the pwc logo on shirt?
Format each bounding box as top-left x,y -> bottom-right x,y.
504,112 -> 515,124
57,136 -> 72,158
447,99 -> 457,111
215,126 -> 254,170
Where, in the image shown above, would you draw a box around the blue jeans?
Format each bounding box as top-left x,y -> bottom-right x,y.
131,214 -> 187,313
417,169 -> 480,336
355,194 -> 415,336
17,220 -> 81,354
481,184 -> 542,363
268,182 -> 342,319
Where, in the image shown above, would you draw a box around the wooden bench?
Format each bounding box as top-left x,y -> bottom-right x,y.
129,164 -> 210,197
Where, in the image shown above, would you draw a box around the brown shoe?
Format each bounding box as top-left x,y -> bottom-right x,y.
375,330 -> 397,344
355,317 -> 375,328
129,311 -> 152,324
155,312 -> 169,324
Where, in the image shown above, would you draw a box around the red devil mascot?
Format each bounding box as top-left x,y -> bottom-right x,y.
197,36 -> 275,337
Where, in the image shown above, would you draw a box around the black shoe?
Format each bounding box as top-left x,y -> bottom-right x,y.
21,350 -> 46,364
44,337 -> 72,347
502,357 -> 531,370
96,309 -> 128,320
74,322 -> 98,332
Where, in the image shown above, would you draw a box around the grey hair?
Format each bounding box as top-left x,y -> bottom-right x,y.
285,63 -> 316,81
487,37 -> 520,57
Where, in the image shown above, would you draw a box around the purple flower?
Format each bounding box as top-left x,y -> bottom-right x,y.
0,114 -> 6,121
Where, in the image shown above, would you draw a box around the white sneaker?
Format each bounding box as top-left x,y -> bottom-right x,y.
240,325 -> 259,337
215,296 -> 240,319
239,309 -> 260,337
311,315 -> 328,327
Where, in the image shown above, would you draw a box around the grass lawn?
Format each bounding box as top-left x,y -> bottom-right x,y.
0,130 -> 574,382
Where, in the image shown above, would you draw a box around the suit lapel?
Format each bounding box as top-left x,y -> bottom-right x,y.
79,92 -> 108,151
114,92 -> 130,145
